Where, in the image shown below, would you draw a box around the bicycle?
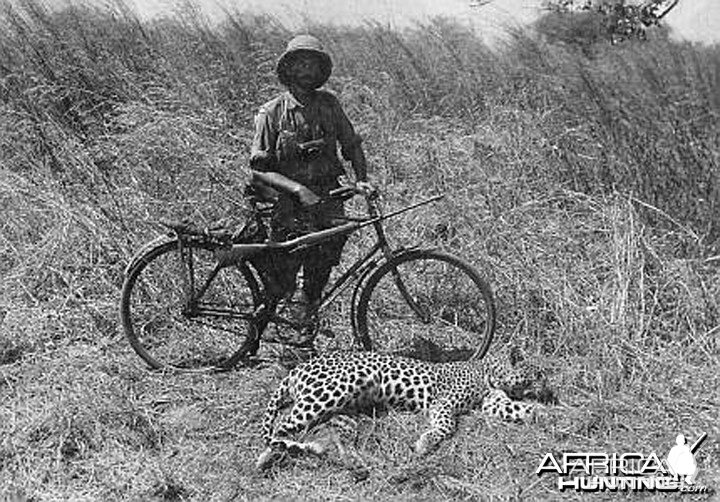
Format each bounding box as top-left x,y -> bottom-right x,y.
119,186 -> 496,371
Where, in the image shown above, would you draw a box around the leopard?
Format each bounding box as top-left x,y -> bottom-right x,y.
256,349 -> 554,471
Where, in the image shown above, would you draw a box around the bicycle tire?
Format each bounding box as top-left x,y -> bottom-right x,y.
120,238 -> 261,371
354,249 -> 495,361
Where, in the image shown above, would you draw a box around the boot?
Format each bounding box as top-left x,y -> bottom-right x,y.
293,291 -> 319,347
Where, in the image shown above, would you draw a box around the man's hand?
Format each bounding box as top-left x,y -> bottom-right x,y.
355,181 -> 377,198
295,185 -> 321,206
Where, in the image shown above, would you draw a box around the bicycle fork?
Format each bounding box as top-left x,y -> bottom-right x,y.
389,267 -> 431,323
372,218 -> 431,324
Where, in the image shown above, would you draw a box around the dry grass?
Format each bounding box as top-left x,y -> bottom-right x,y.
1,0 -> 719,500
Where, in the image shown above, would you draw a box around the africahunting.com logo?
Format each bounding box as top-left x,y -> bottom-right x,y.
536,432 -> 711,493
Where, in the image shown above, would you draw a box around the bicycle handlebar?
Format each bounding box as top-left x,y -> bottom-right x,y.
326,184 -> 378,202
327,185 -> 359,200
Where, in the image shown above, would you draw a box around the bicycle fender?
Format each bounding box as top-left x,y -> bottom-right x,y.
350,259 -> 383,336
380,245 -> 436,264
355,247 -> 445,293
124,235 -> 178,276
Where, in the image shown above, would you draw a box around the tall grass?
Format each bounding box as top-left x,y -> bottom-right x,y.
1,0 -> 718,499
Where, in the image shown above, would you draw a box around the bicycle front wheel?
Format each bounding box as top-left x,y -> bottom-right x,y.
354,249 -> 495,361
120,238 -> 261,371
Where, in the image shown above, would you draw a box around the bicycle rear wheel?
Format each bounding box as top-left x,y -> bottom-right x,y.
120,239 -> 261,371
354,249 -> 495,361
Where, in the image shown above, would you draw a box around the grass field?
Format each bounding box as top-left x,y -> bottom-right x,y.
1,1 -> 719,500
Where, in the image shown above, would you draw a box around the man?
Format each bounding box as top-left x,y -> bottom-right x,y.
249,34 -> 371,348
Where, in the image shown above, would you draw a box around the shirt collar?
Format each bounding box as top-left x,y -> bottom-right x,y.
284,90 -> 317,109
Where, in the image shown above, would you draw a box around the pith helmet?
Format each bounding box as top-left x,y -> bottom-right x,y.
276,34 -> 333,89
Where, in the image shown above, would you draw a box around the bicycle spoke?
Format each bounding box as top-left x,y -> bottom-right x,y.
121,241 -> 259,370
356,250 -> 495,361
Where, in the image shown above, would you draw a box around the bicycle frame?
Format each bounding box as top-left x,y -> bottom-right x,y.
122,188 -> 498,370
170,193 -> 444,332
179,240 -> 259,322
316,195 -> 444,313
211,194 -> 443,265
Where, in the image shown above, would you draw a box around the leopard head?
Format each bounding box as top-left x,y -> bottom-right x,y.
485,349 -> 557,405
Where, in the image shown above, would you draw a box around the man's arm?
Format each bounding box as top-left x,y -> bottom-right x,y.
251,170 -> 320,206
349,143 -> 368,182
332,95 -> 368,183
250,106 -> 278,173
249,102 -> 320,206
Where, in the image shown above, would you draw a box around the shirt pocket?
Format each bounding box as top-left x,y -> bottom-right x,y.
276,130 -> 299,163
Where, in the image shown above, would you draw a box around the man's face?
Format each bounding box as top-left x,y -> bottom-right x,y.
289,52 -> 324,90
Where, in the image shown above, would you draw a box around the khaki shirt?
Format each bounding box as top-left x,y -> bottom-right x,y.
250,90 -> 362,194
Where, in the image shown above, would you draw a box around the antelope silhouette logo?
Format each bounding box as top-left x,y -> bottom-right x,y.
666,432 -> 707,484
